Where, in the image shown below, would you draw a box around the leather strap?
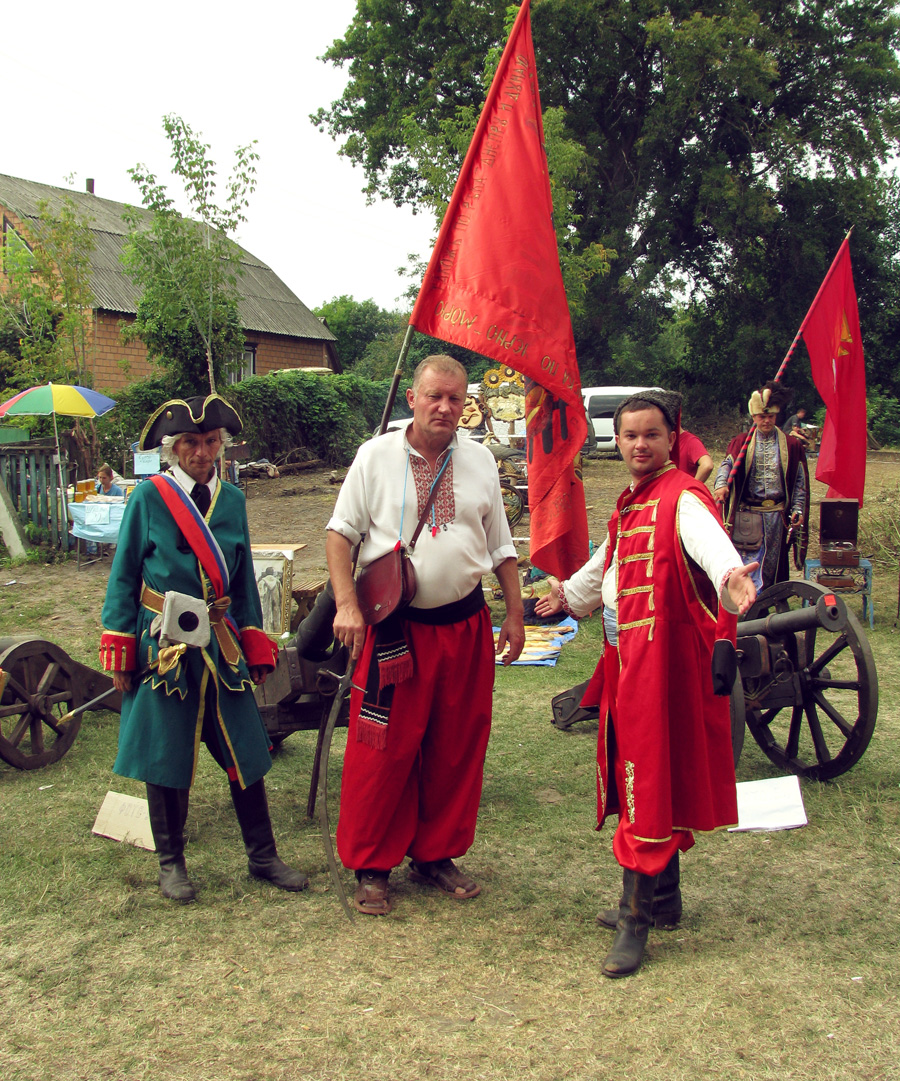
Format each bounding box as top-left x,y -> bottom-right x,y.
140,584 -> 242,668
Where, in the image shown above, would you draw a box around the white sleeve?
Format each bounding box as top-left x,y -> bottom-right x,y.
558,539 -> 609,618
678,491 -> 744,613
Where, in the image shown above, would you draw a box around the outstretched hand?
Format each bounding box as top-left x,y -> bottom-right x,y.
534,578 -> 563,618
727,562 -> 758,614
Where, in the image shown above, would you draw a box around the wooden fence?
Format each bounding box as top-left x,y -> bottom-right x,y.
0,441 -> 72,550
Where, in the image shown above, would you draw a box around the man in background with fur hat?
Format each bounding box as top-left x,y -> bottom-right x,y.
99,393 -> 308,902
714,381 -> 809,592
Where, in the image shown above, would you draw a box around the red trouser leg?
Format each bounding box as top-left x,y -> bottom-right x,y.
336,608 -> 494,872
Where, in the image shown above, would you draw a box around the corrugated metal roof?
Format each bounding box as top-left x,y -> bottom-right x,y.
0,172 -> 336,343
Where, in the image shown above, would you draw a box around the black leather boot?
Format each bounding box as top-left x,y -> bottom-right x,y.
230,779 -> 309,891
146,783 -> 196,902
601,869 -> 658,978
596,852 -> 682,930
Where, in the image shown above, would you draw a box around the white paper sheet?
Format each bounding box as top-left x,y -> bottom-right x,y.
728,775 -> 808,832
92,791 -> 155,850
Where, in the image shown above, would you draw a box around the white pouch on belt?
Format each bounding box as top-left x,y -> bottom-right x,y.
149,591 -> 211,648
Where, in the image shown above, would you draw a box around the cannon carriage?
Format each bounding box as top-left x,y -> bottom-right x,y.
551,579 -> 878,781
2,578 -> 878,785
0,590 -> 350,820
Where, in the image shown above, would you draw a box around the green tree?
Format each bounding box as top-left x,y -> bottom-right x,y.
121,114 -> 259,394
0,196 -> 96,392
313,295 -> 404,368
313,0 -> 900,404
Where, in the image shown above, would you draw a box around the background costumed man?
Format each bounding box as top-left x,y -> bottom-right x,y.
714,381 -> 809,591
326,355 -> 525,916
100,394 -> 308,902
537,390 -> 757,977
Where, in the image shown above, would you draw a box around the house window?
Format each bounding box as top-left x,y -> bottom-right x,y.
228,346 -> 256,384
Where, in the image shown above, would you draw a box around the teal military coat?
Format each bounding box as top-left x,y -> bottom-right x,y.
100,477 -> 276,790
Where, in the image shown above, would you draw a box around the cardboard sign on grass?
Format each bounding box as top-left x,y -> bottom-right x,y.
92,791 -> 155,850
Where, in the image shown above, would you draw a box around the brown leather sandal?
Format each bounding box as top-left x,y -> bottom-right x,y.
353,870 -> 392,915
408,858 -> 481,899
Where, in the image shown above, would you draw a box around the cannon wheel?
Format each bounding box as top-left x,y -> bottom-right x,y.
0,637 -> 98,769
740,580 -> 877,780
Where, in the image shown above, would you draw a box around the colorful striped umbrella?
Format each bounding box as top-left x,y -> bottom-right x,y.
0,383 -> 117,509
0,383 -> 116,419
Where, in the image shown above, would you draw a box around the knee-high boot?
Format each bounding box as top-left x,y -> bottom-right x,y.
596,852 -> 682,930
601,869 -> 657,978
230,779 -> 309,891
146,783 -> 196,902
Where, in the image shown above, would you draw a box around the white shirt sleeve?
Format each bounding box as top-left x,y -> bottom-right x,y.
560,491 -> 744,617
678,490 -> 744,613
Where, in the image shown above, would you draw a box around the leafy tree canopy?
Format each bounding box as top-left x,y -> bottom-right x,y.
313,0 -> 900,406
314,295 -> 404,368
121,115 -> 259,394
0,196 -> 95,394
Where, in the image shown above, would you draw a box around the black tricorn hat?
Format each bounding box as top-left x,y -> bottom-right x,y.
139,394 -> 243,450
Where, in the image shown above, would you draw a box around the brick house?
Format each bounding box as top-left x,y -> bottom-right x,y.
0,173 -> 340,393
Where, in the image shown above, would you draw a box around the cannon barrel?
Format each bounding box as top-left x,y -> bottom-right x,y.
292,579 -> 338,662
738,593 -> 846,640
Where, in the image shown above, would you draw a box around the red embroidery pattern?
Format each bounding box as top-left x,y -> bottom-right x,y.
410,453 -> 456,531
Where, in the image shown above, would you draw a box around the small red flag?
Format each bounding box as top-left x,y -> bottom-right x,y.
801,238 -> 867,506
409,0 -> 588,578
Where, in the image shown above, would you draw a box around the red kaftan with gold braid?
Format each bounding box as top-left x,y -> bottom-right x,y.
593,465 -> 738,842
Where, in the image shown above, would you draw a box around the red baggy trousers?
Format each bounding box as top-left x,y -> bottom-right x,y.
336,607 -> 495,871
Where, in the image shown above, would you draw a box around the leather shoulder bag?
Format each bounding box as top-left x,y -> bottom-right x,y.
355,461 -> 449,625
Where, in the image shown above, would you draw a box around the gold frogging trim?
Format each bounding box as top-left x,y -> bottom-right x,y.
596,762 -> 607,816
618,616 -> 655,638
618,585 -> 654,611
625,760 -> 636,821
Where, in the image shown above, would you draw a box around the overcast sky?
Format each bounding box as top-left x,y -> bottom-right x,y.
5,0 -> 438,313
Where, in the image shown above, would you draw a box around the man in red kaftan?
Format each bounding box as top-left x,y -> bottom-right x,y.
538,389 -> 757,977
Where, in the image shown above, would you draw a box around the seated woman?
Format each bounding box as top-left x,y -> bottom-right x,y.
96,463 -> 124,497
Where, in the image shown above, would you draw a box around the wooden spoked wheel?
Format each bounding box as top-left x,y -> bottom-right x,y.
0,637 -> 97,769
739,580 -> 877,780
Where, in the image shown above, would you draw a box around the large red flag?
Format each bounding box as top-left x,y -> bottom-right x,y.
409,0 -> 588,578
801,238 -> 867,506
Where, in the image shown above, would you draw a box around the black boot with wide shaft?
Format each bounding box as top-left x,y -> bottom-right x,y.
230,779 -> 309,891
146,783 -> 196,902
601,869 -> 658,978
596,852 -> 682,930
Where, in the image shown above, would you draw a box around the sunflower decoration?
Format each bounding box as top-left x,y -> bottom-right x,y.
481,366 -> 526,423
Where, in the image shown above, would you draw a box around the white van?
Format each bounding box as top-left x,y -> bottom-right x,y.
582,386 -> 657,450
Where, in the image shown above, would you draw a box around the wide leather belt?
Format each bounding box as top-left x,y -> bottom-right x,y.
741,499 -> 785,512
141,584 -> 241,667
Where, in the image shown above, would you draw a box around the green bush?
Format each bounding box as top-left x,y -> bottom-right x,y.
866,385 -> 900,448
92,371 -> 410,470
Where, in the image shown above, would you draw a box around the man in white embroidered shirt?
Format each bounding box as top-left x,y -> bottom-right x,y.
326,355 -> 525,916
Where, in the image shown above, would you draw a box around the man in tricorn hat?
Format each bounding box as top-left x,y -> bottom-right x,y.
99,393 -> 308,902
714,381 -> 809,592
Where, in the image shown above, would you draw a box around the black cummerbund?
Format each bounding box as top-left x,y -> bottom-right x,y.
403,583 -> 486,626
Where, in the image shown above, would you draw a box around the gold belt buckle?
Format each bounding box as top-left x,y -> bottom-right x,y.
761,499 -> 776,509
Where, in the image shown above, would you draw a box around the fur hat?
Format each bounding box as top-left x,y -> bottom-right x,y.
613,388 -> 682,434
139,393 -> 242,450
748,380 -> 793,417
